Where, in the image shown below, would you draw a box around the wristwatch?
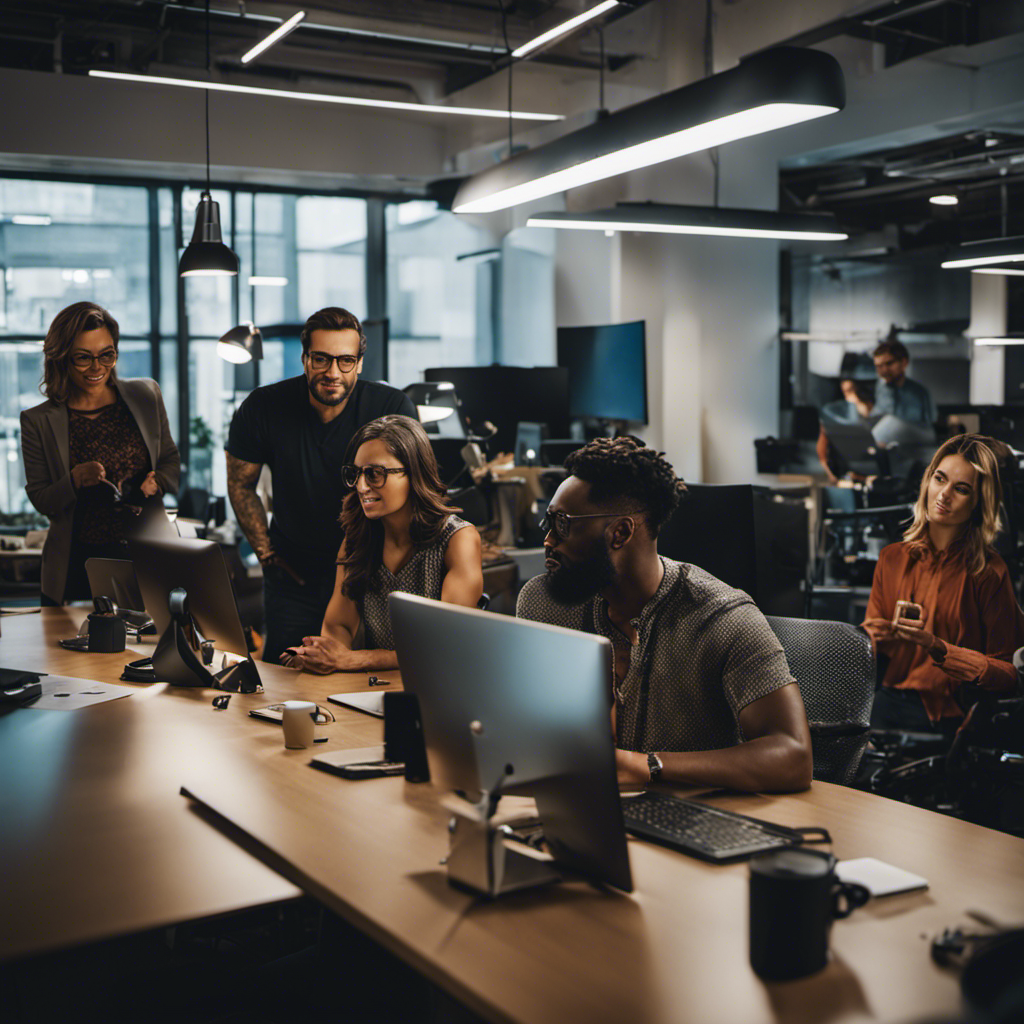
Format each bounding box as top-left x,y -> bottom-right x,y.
647,751 -> 663,784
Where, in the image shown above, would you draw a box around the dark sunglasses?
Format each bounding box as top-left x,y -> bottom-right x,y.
342,464 -> 407,489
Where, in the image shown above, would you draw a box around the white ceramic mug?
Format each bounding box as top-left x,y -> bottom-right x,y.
281,700 -> 317,749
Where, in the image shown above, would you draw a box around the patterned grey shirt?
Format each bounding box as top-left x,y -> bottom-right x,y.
516,558 -> 796,753
361,514 -> 471,650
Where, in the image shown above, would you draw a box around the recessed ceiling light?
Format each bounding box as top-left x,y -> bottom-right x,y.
928,194 -> 958,206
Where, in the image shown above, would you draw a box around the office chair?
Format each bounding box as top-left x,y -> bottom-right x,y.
765,615 -> 875,786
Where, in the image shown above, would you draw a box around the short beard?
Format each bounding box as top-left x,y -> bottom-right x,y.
543,543 -> 616,606
307,373 -> 352,407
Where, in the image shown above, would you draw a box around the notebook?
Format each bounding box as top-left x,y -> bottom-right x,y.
327,691 -> 385,718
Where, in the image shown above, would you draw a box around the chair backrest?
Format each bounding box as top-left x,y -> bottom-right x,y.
765,615 -> 875,786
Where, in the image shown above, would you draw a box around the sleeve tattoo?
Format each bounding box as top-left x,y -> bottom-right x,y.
226,453 -> 272,558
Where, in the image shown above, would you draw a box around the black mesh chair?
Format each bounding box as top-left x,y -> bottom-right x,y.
766,615 -> 875,786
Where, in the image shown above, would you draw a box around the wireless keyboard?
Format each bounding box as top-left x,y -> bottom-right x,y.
620,792 -> 802,862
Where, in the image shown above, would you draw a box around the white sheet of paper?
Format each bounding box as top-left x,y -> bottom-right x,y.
836,857 -> 928,897
29,674 -> 136,711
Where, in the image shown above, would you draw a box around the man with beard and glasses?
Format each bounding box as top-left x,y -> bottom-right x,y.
225,307 -> 414,662
516,436 -> 812,793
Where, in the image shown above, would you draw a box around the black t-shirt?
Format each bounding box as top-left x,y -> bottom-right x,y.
225,375 -> 415,573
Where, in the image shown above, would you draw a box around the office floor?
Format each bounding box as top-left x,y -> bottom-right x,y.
1,899 -> 484,1024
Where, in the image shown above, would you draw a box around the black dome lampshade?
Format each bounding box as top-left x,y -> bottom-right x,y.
217,321 -> 263,364
179,191 -> 239,277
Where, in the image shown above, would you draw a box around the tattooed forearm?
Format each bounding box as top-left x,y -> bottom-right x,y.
226,453 -> 272,559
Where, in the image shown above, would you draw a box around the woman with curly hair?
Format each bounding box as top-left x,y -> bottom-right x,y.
282,415 -> 482,673
863,433 -> 1024,734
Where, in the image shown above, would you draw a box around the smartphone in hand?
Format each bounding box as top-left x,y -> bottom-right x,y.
892,599 -> 922,627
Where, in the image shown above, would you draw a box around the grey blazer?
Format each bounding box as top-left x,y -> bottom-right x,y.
20,377 -> 180,603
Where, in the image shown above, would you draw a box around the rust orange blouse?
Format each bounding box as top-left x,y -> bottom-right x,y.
863,540 -> 1024,722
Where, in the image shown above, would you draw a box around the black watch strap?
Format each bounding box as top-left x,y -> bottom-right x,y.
647,751 -> 663,783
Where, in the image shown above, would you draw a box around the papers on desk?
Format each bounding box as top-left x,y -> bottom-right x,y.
29,674 -> 136,711
327,691 -> 385,718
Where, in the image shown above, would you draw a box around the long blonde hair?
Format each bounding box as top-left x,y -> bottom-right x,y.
903,433 -> 1004,576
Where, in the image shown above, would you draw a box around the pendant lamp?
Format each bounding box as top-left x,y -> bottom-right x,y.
179,0 -> 239,278
217,321 -> 263,364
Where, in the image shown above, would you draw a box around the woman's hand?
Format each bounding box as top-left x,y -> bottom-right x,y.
139,471 -> 160,498
72,461 -> 106,488
862,617 -> 897,643
286,634 -> 357,674
892,610 -> 936,650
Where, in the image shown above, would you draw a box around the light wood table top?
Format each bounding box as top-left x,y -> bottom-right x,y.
5,609 -> 1024,1024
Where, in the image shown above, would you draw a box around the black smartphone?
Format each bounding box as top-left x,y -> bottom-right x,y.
334,760 -> 406,779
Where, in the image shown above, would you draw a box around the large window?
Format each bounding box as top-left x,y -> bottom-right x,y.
1,175 -> 504,517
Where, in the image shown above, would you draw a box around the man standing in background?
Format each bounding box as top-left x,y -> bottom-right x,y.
225,307 -> 415,662
872,336 -> 935,430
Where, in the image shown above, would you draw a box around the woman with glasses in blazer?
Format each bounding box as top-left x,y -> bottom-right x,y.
20,301 -> 180,605
282,414 -> 482,673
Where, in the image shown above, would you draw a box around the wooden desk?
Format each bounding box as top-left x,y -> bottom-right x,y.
5,611 -> 1024,1024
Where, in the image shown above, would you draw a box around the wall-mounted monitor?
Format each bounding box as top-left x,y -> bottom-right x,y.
557,320 -> 648,423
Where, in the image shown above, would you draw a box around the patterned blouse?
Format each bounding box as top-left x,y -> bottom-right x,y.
360,515 -> 471,650
68,395 -> 151,545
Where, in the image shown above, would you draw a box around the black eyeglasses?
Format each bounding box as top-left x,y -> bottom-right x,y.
540,509 -> 636,541
342,464 -> 407,489
306,351 -> 360,372
70,350 -> 117,369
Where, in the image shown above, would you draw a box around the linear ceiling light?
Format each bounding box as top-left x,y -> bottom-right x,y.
973,337 -> 1024,346
941,236 -> 1024,270
88,70 -> 562,122
527,203 -> 848,241
512,1 -> 619,59
973,267 -> 1024,277
452,47 -> 844,214
241,10 -> 305,64
248,275 -> 289,286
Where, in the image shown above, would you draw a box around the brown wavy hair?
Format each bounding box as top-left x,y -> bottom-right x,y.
337,415 -> 458,601
41,301 -> 120,403
903,433 -> 1004,577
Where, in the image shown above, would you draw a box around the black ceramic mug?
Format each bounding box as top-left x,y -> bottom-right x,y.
87,612 -> 126,653
749,848 -> 870,981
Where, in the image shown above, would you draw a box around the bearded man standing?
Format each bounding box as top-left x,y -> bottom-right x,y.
225,307 -> 414,662
516,436 -> 812,793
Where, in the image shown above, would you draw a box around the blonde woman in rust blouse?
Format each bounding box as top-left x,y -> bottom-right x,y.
20,302 -> 179,605
863,433 -> 1024,735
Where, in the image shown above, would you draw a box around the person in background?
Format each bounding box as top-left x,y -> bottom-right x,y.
517,436 -> 812,794
817,376 -> 876,484
20,301 -> 179,605
863,433 -> 1024,736
283,415 -> 482,673
225,307 -> 415,663
872,337 -> 934,430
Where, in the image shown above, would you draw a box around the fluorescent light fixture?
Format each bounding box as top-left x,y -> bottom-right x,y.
248,275 -> 289,286
453,47 -> 845,214
241,11 -> 305,64
512,1 -> 619,59
941,235 -> 1024,270
973,267 -> 1024,277
929,194 -> 958,206
527,203 -> 848,241
217,322 -> 264,363
973,337 -> 1024,346
10,214 -> 52,225
88,70 -> 562,122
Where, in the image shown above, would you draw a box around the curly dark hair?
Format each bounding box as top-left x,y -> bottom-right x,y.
337,415 -> 458,601
563,436 -> 686,537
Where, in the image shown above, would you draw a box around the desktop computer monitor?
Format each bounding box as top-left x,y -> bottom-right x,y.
388,592 -> 633,892
557,320 -> 648,424
131,535 -> 250,660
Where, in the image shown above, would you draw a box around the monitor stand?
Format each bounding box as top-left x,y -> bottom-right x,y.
442,791 -> 561,897
152,586 -> 261,693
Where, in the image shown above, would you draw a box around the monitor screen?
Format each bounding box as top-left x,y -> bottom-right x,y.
423,366 -> 569,455
557,320 -> 648,423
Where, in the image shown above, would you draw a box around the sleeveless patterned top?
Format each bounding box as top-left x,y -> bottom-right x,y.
361,514 -> 471,650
